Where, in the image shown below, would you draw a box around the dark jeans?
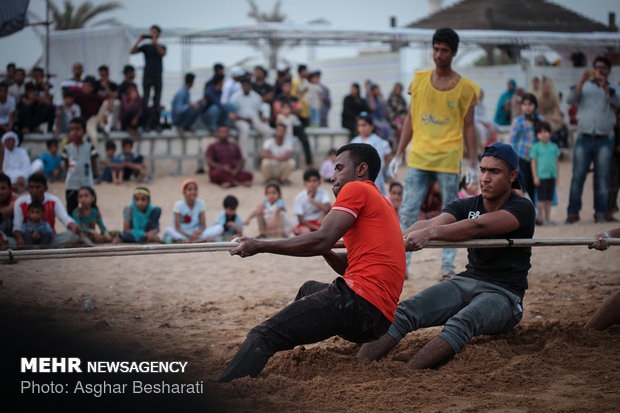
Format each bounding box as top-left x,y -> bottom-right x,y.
218,277 -> 390,382
66,189 -> 79,216
519,157 -> 535,199
143,77 -> 162,127
294,125 -> 313,166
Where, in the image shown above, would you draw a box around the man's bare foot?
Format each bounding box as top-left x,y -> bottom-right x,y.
358,333 -> 397,361
221,181 -> 232,188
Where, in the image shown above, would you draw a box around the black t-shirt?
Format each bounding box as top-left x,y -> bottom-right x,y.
443,193 -> 535,296
253,81 -> 273,98
96,80 -> 119,96
138,43 -> 166,79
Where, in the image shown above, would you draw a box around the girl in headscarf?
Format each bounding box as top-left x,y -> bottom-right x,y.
121,186 -> 162,242
494,79 -> 516,125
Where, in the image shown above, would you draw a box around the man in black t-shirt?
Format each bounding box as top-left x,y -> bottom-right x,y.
130,24 -> 166,131
359,142 -> 535,370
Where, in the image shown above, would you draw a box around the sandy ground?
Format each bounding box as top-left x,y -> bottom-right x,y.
1,158 -> 619,412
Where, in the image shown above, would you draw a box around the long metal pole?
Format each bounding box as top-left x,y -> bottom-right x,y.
1,238 -> 619,263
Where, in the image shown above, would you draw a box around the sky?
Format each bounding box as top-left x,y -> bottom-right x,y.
1,0 -> 619,74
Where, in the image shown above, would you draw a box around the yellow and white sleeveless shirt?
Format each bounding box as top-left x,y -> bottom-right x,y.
408,70 -> 480,173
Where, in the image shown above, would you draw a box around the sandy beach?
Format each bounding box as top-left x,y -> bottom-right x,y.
2,158 -> 619,412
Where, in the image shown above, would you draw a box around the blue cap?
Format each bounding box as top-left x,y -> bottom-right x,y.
481,142 -> 521,189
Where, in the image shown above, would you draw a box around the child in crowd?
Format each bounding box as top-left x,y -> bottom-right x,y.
388,181 -> 403,218
53,89 -> 80,138
319,148 -> 337,182
245,181 -> 295,238
530,120 -> 560,226
306,71 -> 323,127
293,168 -> 331,235
22,201 -> 53,246
100,141 -> 124,184
62,117 -> 98,215
40,139 -> 64,182
212,195 -> 244,241
275,101 -> 300,139
458,176 -> 480,199
121,138 -> 148,182
121,83 -> 142,137
121,187 -> 162,242
510,93 -> 543,199
72,186 -> 113,243
162,179 -> 223,243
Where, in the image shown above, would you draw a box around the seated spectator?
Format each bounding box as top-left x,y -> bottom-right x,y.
95,64 -> 120,133
319,148 -> 337,182
275,102 -> 300,139
8,68 -> 25,101
292,168 -> 331,235
12,173 -> 85,247
418,181 -> 442,221
365,82 -> 393,142
351,112 -> 389,195
53,89 -> 81,138
72,186 -> 113,244
205,125 -> 253,188
494,79 -> 516,126
273,80 -> 312,168
31,67 -> 55,132
229,78 -> 272,162
0,173 -> 16,244
318,71 -> 331,127
306,70 -> 323,127
120,83 -> 143,137
17,82 -> 48,134
199,73 -> 228,132
121,187 -> 162,243
100,141 -> 124,184
252,65 -> 274,122
74,76 -> 106,145
212,195 -> 243,241
388,181 -> 403,218
220,66 -> 245,106
40,139 -> 64,183
387,82 -> 408,139
162,179 -> 224,243
118,64 -> 136,100
341,82 -> 369,139
0,81 -> 16,134
260,123 -> 296,184
120,138 -> 148,182
2,131 -> 43,193
171,72 -> 199,137
244,181 -> 295,238
205,62 -> 225,88
22,200 -> 54,247
474,89 -> 497,150
61,62 -> 84,94
3,63 -> 16,86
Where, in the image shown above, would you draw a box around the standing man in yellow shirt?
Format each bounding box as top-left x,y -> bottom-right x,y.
388,28 -> 480,279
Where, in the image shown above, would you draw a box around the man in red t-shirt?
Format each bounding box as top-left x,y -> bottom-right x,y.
219,143 -> 406,382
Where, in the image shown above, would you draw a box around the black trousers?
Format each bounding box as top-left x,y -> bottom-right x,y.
218,277 -> 390,382
293,125 -> 313,166
142,77 -> 162,126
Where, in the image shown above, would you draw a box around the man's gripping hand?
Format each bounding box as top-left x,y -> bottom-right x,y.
230,236 -> 260,258
404,228 -> 431,251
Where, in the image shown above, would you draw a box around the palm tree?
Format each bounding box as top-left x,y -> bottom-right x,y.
246,0 -> 328,70
48,0 -> 123,30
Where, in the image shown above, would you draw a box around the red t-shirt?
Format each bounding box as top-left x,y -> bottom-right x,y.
332,180 -> 406,321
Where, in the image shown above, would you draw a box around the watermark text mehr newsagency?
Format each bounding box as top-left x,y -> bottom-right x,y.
21,357 -> 188,373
